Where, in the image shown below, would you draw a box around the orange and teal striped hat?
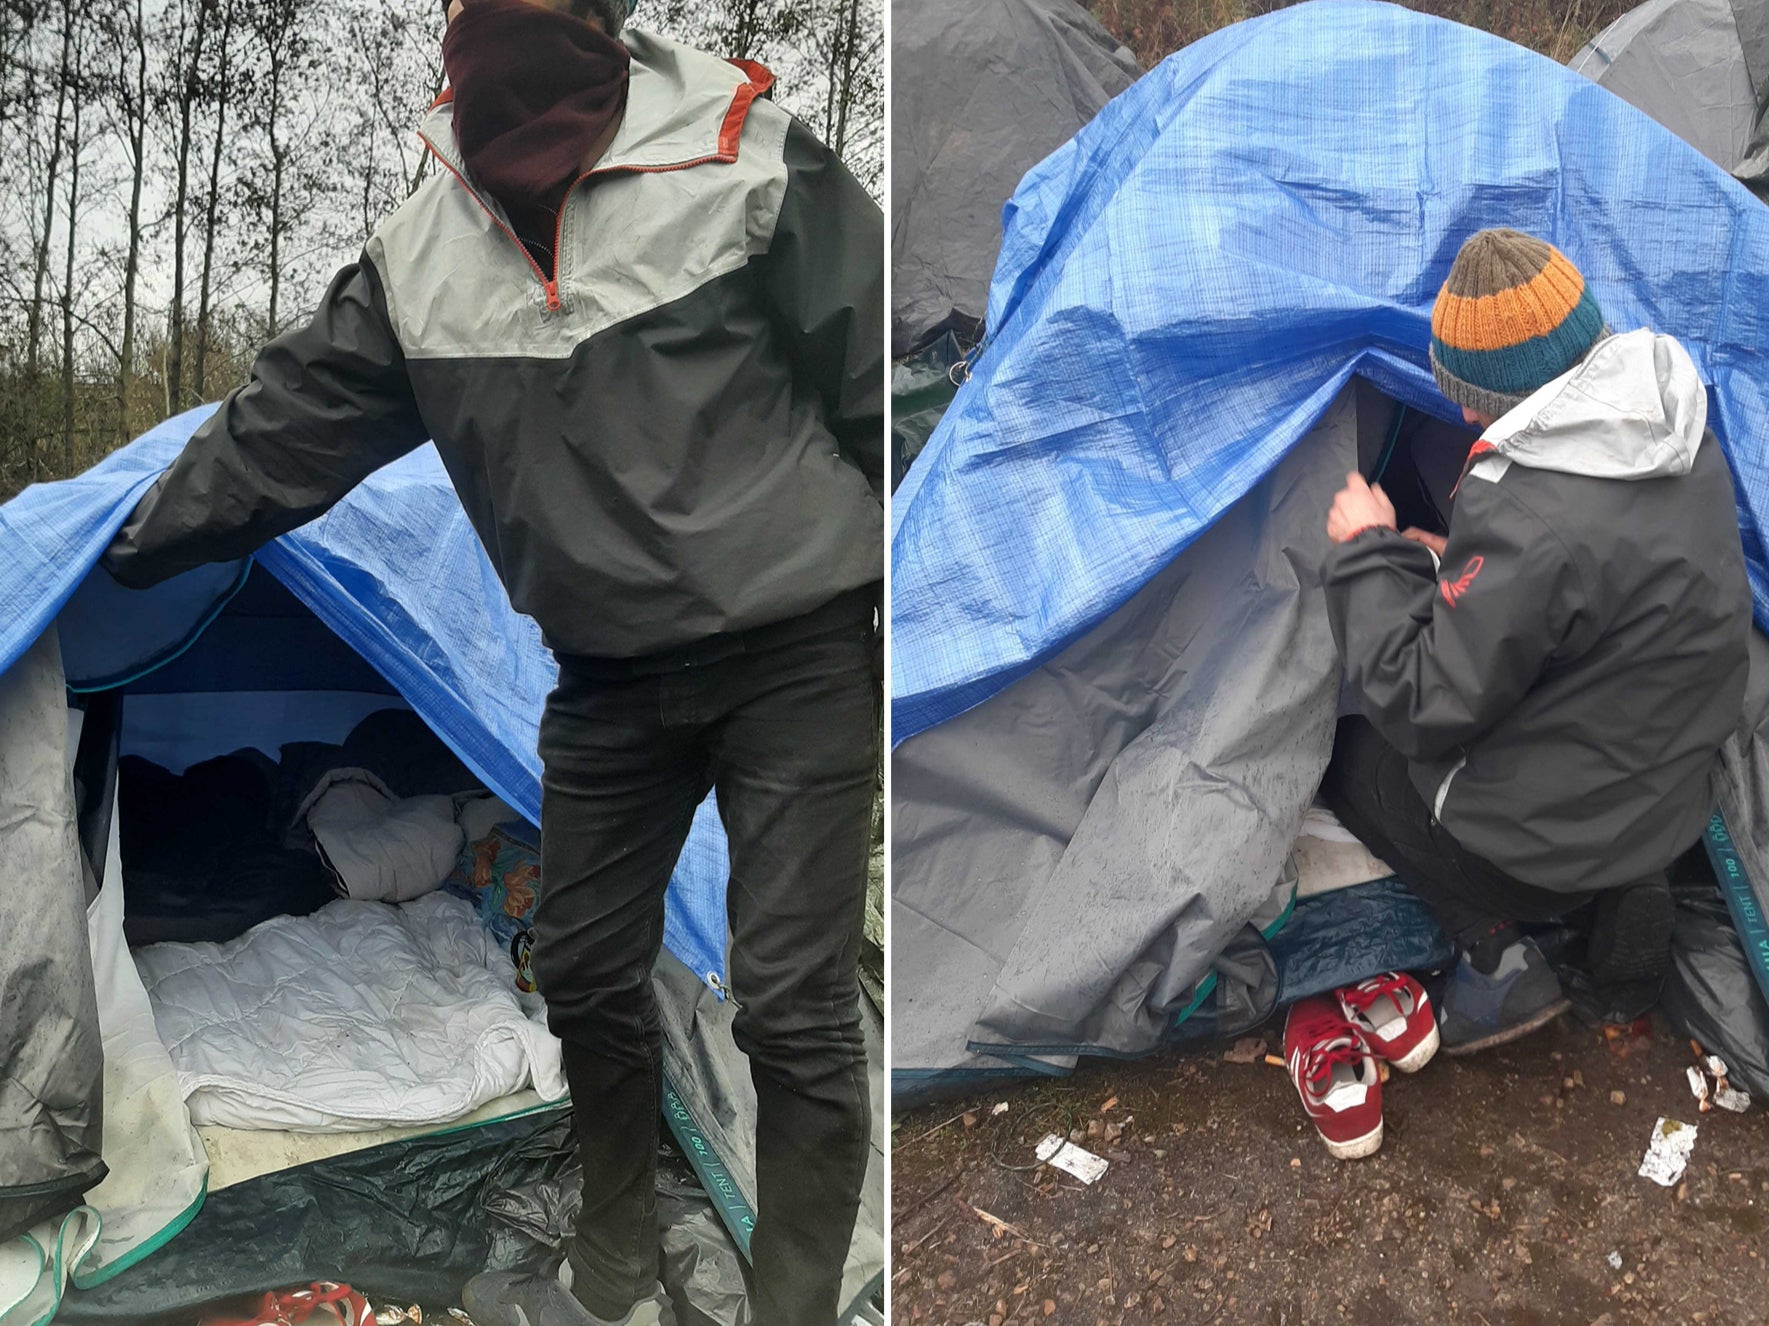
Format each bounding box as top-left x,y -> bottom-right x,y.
1429,229 -> 1606,419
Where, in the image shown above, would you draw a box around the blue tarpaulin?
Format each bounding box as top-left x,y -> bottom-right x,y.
890,0 -> 1769,743
0,404 -> 730,987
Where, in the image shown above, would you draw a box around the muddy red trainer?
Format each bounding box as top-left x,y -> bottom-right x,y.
1283,993 -> 1384,1160
1336,970 -> 1438,1073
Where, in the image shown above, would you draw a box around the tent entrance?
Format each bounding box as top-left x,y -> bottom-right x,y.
17,564 -> 799,1324
0,423 -> 883,1323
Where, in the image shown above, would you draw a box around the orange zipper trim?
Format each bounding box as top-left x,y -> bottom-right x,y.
419,131 -> 564,310
549,167 -> 597,305
415,69 -> 767,310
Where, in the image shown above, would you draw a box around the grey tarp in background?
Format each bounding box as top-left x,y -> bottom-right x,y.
0,629 -> 106,1241
1571,0 -> 1769,195
1731,0 -> 1769,192
889,0 -> 1140,356
891,334 -> 964,490
892,386 -> 1358,1089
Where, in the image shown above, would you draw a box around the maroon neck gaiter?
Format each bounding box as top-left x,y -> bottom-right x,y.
441,0 -> 631,270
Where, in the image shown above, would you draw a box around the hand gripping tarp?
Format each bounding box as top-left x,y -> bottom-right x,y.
891,0 -> 1769,745
0,406 -> 732,990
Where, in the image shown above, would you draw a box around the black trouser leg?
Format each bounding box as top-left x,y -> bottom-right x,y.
532,669 -> 708,1318
532,606 -> 875,1325
1319,716 -> 1594,944
708,625 -> 877,1326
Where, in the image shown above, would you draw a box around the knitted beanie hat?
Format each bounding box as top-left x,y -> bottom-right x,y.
1429,229 -> 1606,419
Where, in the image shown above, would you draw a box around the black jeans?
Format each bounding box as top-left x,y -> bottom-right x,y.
1319,716 -> 1597,945
531,590 -> 878,1326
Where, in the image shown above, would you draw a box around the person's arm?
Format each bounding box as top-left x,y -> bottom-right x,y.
1322,476 -> 1586,764
753,118 -> 884,500
103,254 -> 428,588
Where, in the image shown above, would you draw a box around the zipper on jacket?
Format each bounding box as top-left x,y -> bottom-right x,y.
420,131 -> 573,312
544,168 -> 598,310
419,134 -> 753,313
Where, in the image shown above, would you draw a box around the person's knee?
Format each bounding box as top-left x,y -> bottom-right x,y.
534,939 -> 659,1056
731,979 -> 866,1094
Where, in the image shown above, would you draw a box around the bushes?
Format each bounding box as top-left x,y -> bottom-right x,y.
1088,0 -> 1636,68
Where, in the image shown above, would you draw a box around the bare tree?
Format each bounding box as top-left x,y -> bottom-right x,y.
60,15 -> 82,471
161,0 -> 214,410
98,0 -> 150,440
653,0 -> 801,65
193,0 -> 236,402
348,0 -> 444,244
808,0 -> 880,175
0,0 -> 38,165
242,0 -> 322,338
25,0 -> 72,399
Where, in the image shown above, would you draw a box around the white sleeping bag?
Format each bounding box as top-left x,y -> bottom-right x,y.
134,891 -> 566,1132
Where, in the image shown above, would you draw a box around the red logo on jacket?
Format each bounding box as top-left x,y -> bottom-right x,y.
1440,556 -> 1484,607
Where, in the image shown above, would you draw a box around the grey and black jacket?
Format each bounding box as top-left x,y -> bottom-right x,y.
1324,329 -> 1751,892
104,33 -> 883,659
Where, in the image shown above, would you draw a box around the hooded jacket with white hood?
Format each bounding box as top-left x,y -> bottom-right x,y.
1324,329 -> 1751,891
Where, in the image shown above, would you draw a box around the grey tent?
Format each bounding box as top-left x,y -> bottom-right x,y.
890,0 -> 1140,357
890,0 -> 1140,488
1570,0 -> 1769,193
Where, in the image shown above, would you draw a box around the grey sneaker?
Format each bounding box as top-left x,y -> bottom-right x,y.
1439,933 -> 1571,1055
460,1266 -> 677,1326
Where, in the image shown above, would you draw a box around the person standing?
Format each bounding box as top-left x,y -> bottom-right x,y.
101,1 -> 883,1321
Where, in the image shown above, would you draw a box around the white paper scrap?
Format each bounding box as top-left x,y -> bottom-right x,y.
1036,1133 -> 1109,1184
1638,1117 -> 1697,1187
1716,1084 -> 1751,1113
1688,1066 -> 1712,1106
990,1101 -> 1009,1116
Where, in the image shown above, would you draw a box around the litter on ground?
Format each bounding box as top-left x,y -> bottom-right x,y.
1034,1134 -> 1110,1185
1638,1118 -> 1698,1187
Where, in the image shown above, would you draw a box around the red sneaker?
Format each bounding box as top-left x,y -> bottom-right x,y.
1336,971 -> 1439,1073
198,1283 -> 374,1326
1283,994 -> 1384,1160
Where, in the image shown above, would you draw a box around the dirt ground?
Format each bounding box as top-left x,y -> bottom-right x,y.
891,1014 -> 1769,1325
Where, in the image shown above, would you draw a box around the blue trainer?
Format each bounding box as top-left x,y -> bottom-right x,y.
1439,932 -> 1571,1055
